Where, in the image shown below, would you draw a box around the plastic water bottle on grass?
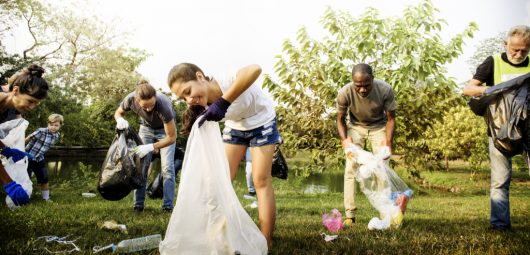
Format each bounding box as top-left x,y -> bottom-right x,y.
113,234 -> 161,253
93,234 -> 161,253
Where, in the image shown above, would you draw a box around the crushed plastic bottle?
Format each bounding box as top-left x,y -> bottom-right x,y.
93,234 -> 161,254
320,233 -> 339,242
100,220 -> 128,234
113,234 -> 161,253
82,192 -> 96,198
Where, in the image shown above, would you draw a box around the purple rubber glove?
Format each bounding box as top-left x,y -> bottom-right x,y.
1,147 -> 33,162
198,97 -> 231,127
4,181 -> 30,206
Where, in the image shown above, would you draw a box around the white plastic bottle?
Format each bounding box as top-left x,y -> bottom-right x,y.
113,234 -> 161,253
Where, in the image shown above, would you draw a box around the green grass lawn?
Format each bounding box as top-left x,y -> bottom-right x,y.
1,163 -> 529,254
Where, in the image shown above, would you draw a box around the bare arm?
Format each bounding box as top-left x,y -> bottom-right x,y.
114,106 -> 126,121
0,140 -> 12,184
463,79 -> 487,97
24,136 -> 31,144
0,87 -> 19,184
337,112 -> 352,148
385,110 -> 396,149
221,64 -> 262,103
0,165 -> 13,185
154,120 -> 177,151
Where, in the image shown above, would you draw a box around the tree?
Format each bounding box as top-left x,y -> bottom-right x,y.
1,0 -> 150,147
0,46 -> 36,84
1,0 -> 63,61
1,0 -> 141,100
0,0 -> 46,84
78,48 -> 148,102
263,0 -> 478,174
0,0 -> 19,36
467,32 -> 505,73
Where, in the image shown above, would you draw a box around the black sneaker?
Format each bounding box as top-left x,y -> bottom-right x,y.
488,225 -> 512,232
133,206 -> 144,212
162,207 -> 173,213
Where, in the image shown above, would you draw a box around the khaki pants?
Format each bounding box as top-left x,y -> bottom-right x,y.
344,125 -> 387,219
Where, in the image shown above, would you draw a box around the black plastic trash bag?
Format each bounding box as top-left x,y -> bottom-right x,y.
175,146 -> 185,161
468,72 -> 530,117
147,173 -> 164,199
98,127 -> 146,201
489,85 -> 528,156
525,111 -> 530,154
468,72 -> 530,156
271,146 -> 288,179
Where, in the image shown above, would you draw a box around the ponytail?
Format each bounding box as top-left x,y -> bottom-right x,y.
10,64 -> 49,99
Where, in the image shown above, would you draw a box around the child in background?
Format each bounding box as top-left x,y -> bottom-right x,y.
25,114 -> 63,202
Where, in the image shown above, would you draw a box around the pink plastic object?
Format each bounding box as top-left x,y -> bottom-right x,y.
322,209 -> 344,232
396,194 -> 409,214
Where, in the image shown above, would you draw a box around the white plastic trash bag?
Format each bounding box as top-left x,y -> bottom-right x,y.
0,119 -> 32,209
160,118 -> 267,255
346,145 -> 412,230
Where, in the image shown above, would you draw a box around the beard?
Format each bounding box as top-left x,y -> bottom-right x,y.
508,55 -> 527,65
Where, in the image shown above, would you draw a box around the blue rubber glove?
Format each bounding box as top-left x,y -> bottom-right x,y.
0,147 -> 33,162
4,181 -> 30,206
198,97 -> 231,127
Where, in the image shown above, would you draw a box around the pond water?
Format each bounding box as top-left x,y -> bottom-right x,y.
45,156 -> 344,194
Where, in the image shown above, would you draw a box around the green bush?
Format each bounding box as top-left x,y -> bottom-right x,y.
426,105 -> 488,170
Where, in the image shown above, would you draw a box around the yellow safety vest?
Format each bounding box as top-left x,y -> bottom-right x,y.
493,54 -> 530,85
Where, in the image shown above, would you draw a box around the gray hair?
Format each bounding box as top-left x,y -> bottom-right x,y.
507,25 -> 530,41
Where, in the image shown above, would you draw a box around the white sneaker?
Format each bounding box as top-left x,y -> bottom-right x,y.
249,201 -> 258,209
243,194 -> 257,200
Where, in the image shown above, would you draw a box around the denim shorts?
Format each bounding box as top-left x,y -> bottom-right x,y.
222,118 -> 281,147
27,159 -> 49,184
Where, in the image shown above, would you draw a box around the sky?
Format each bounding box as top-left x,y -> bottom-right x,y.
4,0 -> 530,91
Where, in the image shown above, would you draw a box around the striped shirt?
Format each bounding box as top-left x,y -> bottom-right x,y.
25,128 -> 60,162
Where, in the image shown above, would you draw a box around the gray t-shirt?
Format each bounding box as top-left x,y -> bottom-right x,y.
336,79 -> 396,128
120,91 -> 175,129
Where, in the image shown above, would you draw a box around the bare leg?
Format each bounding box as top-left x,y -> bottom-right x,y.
224,144 -> 247,181
250,145 -> 276,247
